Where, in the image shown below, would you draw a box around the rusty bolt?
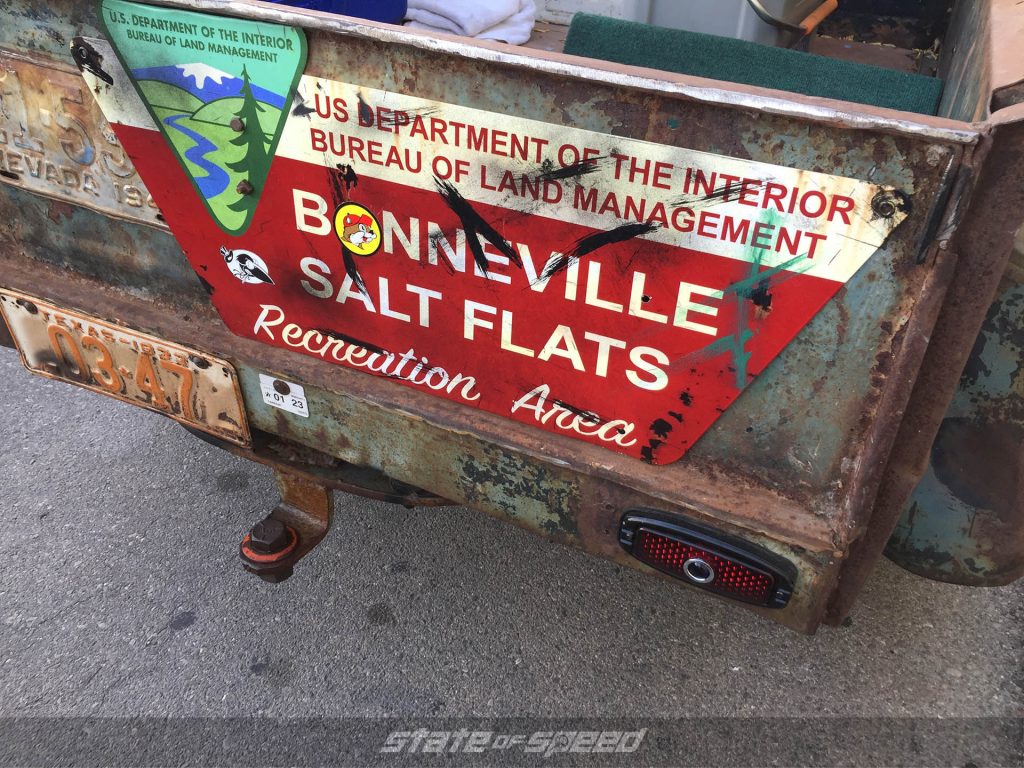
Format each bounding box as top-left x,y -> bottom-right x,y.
871,190 -> 906,219
872,196 -> 896,218
236,179 -> 255,196
229,117 -> 245,132
249,518 -> 291,555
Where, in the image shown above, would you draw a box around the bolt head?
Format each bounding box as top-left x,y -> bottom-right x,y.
871,190 -> 907,220
229,117 -> 245,132
236,179 -> 255,196
249,518 -> 290,554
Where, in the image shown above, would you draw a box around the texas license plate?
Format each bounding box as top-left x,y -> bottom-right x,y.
0,290 -> 250,444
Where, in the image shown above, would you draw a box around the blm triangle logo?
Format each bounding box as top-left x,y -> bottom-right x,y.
99,0 -> 307,235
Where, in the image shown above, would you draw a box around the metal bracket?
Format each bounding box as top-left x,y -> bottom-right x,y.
180,425 -> 451,582
240,468 -> 334,583
185,425 -> 452,509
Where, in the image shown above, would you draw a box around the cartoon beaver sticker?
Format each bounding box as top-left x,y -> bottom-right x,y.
342,213 -> 377,246
333,203 -> 382,256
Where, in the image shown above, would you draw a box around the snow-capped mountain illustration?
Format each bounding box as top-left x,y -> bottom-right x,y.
179,63 -> 232,89
132,63 -> 287,108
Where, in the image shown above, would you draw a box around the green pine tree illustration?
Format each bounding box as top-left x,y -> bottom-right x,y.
227,65 -> 269,214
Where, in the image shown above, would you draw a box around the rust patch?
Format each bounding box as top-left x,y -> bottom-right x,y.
47,200 -> 75,223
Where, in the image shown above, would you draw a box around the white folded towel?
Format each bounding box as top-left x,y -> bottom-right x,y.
405,0 -> 537,45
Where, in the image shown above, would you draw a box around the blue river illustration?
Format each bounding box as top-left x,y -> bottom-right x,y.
163,114 -> 230,199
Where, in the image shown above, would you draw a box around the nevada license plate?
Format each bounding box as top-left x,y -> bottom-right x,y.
0,290 -> 250,445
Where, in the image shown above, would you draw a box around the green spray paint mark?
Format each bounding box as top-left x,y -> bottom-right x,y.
690,212 -> 813,390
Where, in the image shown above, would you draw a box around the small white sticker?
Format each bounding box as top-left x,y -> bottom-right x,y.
259,374 -> 309,417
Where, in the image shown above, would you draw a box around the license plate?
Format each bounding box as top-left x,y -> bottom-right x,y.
0,52 -> 162,228
0,290 -> 250,445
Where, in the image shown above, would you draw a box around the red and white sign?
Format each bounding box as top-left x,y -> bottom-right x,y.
83,39 -> 907,464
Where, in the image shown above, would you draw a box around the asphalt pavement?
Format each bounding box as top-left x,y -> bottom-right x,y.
0,346 -> 1021,765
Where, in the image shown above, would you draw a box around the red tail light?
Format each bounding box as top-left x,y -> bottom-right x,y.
620,512 -> 794,608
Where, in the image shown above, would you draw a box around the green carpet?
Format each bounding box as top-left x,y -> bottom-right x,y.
564,13 -> 943,116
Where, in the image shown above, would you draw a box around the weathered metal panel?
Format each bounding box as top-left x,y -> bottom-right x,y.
274,22 -> 968,522
234,358 -> 838,626
0,0 -> 969,495
0,0 -> 1018,630
0,239 -> 833,630
79,9 -> 914,464
0,160 -> 199,305
886,245 -> 1024,585
0,2 -> 102,60
825,105 -> 1024,622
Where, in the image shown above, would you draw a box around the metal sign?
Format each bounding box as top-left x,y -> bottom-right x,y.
97,0 -> 307,234
0,52 -> 161,226
0,289 -> 250,445
81,1 -> 908,464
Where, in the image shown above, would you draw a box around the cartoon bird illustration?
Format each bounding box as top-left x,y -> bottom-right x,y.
221,246 -> 274,285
